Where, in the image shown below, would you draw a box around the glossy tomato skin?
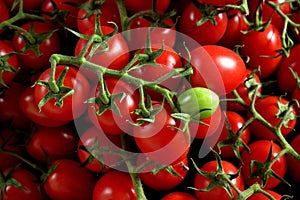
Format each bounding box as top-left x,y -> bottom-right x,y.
179,2 -> 228,46
74,26 -> 129,82
25,125 -> 78,163
0,0 -> 9,34
248,96 -> 296,140
1,168 -> 46,200
77,126 -> 122,173
92,170 -> 137,200
277,43 -> 300,93
137,155 -> 189,191
19,87 -> 68,127
197,0 -> 240,6
124,0 -> 170,14
128,17 -> 176,48
0,40 -> 19,88
12,21 -> 61,71
240,23 -> 282,79
77,0 -> 121,33
241,140 -> 287,189
226,69 -> 261,111
287,134 -> 300,183
134,103 -> 190,165
248,0 -> 291,33
88,78 -> 139,135
161,192 -> 197,200
210,111 -> 250,158
43,159 -> 96,200
194,160 -> 244,200
190,45 -> 246,95
247,190 -> 282,200
34,65 -> 90,123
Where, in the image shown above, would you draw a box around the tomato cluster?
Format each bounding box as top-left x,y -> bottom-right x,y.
1,0 -> 300,199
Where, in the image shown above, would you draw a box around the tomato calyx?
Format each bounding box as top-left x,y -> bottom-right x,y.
249,144 -> 289,188
35,66 -> 74,109
275,96 -> 297,129
0,52 -> 18,87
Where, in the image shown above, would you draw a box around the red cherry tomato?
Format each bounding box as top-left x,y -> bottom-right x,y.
0,0 -> 9,34
241,140 -> 287,189
197,0 -> 241,6
3,0 -> 43,12
287,134 -> 300,183
247,190 -> 282,200
161,192 -> 197,200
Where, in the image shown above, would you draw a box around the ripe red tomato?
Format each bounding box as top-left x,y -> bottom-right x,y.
12,21 -> 61,71
287,134 -> 300,183
77,0 -> 121,33
194,160 -> 244,200
88,78 -> 139,135
1,167 -> 46,200
19,87 -> 68,127
209,111 -> 250,158
248,0 -> 291,33
34,65 -> 90,123
247,190 -> 282,200
92,170 -> 137,200
0,40 -> 19,88
190,45 -> 246,95
3,0 -> 43,12
0,0 -> 9,34
277,43 -> 300,93
290,12 -> 300,43
43,159 -> 96,200
124,0 -> 170,14
179,2 -> 228,46
134,103 -> 190,165
240,23 -> 282,79
197,0 -> 241,6
248,96 -> 296,141
241,140 -> 287,189
77,126 -> 122,173
137,155 -> 189,191
226,69 -> 261,111
25,125 -> 78,163
161,192 -> 197,200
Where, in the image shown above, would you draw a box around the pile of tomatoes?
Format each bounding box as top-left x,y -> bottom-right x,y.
1,0 -> 300,199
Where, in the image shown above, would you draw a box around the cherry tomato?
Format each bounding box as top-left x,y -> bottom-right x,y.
124,0 -> 170,14
34,65 -> 90,123
194,160 -> 244,200
0,40 -> 19,88
25,125 -> 78,163
248,96 -> 296,141
179,2 -> 228,46
92,170 -> 137,200
287,134 -> 300,183
134,103 -> 190,165
3,0 -> 43,12
88,78 -> 139,135
190,45 -> 246,95
12,21 -> 61,71
1,167 -> 46,200
241,140 -> 287,189
137,155 -> 189,191
77,126 -> 122,173
43,159 -> 96,200
197,0 -> 240,6
290,12 -> 300,43
0,0 -> 9,34
161,192 -> 197,200
247,190 -> 282,200
277,43 -> 300,93
240,23 -> 282,79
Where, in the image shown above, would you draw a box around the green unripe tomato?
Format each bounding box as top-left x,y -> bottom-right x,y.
177,87 -> 219,120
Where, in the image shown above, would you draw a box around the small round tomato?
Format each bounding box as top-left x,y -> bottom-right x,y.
241,140 -> 287,189
179,2 -> 228,46
190,45 -> 246,95
248,96 -> 296,141
43,159 -> 96,200
137,155 -> 189,191
194,160 -> 244,200
1,168 -> 46,200
161,192 -> 197,200
92,170 -> 137,200
277,43 -> 300,93
124,0 -> 170,14
88,78 -> 139,135
34,65 -> 90,123
197,0 -> 240,6
287,134 -> 300,183
26,125 -> 78,163
12,21 -> 61,71
247,190 -> 282,200
0,0 -> 9,34
240,23 -> 282,79
0,40 -> 19,88
77,126 -> 122,173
